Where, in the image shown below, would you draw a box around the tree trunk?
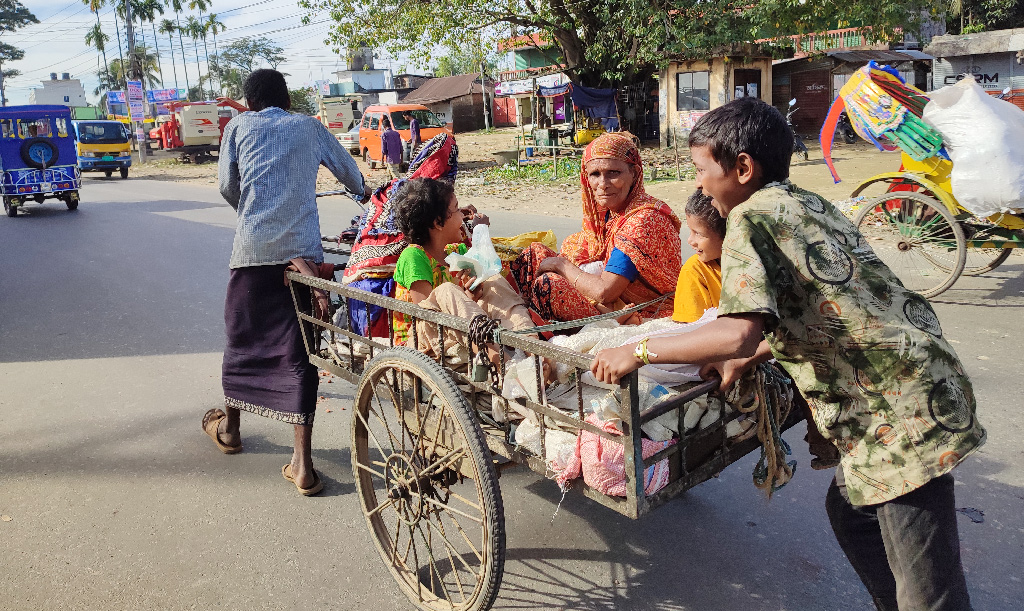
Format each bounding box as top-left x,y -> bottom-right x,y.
176,13 -> 190,96
95,10 -> 109,76
167,33 -> 179,90
152,23 -> 164,88
194,37 -> 203,99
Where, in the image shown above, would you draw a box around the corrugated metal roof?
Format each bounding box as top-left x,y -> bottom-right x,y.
827,50 -> 932,63
402,74 -> 486,105
926,28 -> 1024,57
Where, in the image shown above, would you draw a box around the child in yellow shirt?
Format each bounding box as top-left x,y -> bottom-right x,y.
672,189 -> 726,323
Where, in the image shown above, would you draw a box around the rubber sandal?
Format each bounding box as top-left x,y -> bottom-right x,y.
282,464 -> 324,496
202,408 -> 242,454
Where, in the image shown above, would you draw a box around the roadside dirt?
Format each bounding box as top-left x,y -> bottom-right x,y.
128,128 -> 897,219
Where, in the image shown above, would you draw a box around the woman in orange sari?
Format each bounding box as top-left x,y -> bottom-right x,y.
510,132 -> 682,322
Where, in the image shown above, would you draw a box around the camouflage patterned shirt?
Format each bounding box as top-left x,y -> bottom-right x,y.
718,182 -> 986,506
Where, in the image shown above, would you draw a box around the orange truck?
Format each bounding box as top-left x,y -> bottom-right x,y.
358,104 -> 448,168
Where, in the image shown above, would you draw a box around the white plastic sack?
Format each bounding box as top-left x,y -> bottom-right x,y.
922,78 -> 1024,216
445,224 -> 503,290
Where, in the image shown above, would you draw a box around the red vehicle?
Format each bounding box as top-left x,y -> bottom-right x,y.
150,98 -> 248,163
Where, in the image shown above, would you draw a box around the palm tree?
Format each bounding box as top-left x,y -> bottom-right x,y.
134,0 -> 166,87
184,15 -> 204,98
187,0 -> 211,97
202,13 -> 224,96
84,18 -> 110,77
164,0 -> 191,98
158,18 -> 179,91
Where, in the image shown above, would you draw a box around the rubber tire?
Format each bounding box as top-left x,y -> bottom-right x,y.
843,130 -> 856,145
352,348 -> 504,611
104,170 -> 113,178
120,167 -> 129,179
19,137 -> 59,169
66,194 -> 79,211
963,248 -> 1012,276
4,197 -> 16,217
854,192 -> 966,298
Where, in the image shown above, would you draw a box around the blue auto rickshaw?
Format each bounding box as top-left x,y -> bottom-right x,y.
1,105 -> 82,217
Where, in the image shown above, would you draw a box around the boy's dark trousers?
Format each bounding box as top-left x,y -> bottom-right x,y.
826,470 -> 973,611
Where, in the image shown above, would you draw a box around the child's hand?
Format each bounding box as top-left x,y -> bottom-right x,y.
590,345 -> 641,385
455,270 -> 481,298
699,358 -> 750,392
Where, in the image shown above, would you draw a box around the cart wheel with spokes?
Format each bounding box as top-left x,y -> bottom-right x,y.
957,218 -> 1015,276
351,348 -> 504,611
854,191 -> 966,298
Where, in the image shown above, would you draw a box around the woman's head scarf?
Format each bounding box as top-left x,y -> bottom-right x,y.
343,133 -> 458,280
561,132 -> 681,269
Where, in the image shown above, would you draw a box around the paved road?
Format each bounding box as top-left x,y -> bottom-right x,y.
1,176 -> 1022,610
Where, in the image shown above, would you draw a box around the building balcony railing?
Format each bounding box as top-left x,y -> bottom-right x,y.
758,26 -> 895,58
497,64 -> 566,82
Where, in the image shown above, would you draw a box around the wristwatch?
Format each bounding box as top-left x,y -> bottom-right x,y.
633,337 -> 657,365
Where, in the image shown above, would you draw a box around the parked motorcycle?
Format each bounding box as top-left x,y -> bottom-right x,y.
787,98 -> 809,161
836,111 -> 857,144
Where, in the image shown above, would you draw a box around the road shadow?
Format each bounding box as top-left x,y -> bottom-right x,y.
484,442 -> 1024,611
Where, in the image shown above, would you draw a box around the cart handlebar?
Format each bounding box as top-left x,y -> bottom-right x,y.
316,188 -> 367,212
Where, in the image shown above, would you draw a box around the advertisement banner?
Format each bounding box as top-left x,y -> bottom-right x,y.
146,88 -> 181,103
126,80 -> 145,121
107,90 -> 126,104
495,72 -> 568,96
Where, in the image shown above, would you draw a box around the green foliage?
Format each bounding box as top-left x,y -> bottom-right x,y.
289,87 -> 316,115
479,156 -> 582,184
300,0 -> 940,88
946,0 -> 1024,33
0,0 -> 38,33
213,36 -> 286,75
94,45 -> 162,94
433,38 -> 499,78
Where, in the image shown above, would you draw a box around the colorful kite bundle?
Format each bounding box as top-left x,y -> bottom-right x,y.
820,61 -> 946,183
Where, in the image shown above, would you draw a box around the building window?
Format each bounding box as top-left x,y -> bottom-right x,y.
676,71 -> 710,111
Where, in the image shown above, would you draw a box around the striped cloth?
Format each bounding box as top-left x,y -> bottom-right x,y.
219,106 -> 366,269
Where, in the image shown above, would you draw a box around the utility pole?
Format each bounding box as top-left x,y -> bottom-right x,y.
122,0 -> 147,163
480,61 -> 491,130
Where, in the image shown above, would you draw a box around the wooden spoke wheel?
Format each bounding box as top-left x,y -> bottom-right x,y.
855,192 -> 966,298
351,348 -> 504,611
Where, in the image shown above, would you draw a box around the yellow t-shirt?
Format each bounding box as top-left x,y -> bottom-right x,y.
672,255 -> 722,323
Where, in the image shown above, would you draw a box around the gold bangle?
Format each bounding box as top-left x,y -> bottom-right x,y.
572,272 -> 582,289
633,337 -> 658,365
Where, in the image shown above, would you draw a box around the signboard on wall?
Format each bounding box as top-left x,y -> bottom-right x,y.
495,72 -> 569,96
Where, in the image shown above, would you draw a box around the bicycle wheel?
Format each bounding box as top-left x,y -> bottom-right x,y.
959,219 -> 1014,276
352,348 -> 504,611
854,192 -> 966,298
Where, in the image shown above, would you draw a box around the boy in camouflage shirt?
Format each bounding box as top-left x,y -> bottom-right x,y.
592,98 -> 984,611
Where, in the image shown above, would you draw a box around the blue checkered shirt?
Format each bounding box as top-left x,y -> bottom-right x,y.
219,107 -> 366,268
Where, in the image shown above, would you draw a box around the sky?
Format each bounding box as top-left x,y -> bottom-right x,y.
4,0 -> 431,106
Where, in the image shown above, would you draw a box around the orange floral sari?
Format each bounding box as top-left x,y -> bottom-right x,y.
510,133 -> 682,322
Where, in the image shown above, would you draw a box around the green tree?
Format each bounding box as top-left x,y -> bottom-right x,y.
946,0 -> 1023,33
203,13 -> 225,95
289,87 -> 315,115
158,18 -> 180,90
433,37 -> 498,78
0,0 -> 39,105
300,0 -> 943,88
184,15 -> 205,98
96,44 -> 161,95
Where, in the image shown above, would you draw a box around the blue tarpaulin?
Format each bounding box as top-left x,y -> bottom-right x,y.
569,84 -> 619,130
538,83 -> 570,97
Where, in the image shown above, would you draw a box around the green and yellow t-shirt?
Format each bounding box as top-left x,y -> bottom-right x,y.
718,182 -> 985,506
392,243 -> 467,345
